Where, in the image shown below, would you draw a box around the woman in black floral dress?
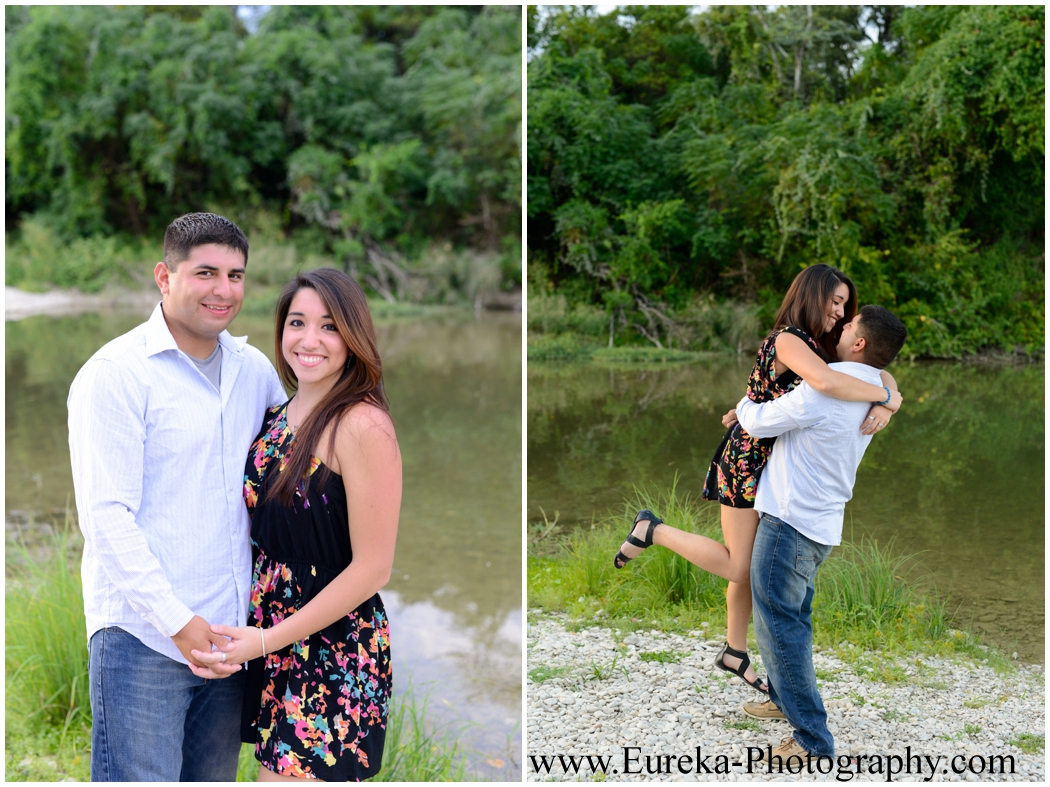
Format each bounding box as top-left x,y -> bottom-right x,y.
613,265 -> 902,693
192,269 -> 400,781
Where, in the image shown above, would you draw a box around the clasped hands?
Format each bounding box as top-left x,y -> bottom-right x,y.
172,615 -> 264,679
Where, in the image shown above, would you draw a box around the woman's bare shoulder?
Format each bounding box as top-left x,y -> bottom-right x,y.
334,402 -> 398,451
323,404 -> 398,475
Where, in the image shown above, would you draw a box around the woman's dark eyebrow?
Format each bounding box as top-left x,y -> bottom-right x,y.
288,311 -> 332,318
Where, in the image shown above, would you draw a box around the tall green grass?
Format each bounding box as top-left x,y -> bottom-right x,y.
815,535 -> 950,651
529,480 -> 729,629
6,519 -> 90,733
372,688 -> 470,782
3,217 -> 158,293
529,482 -> 986,662
6,521 -> 476,782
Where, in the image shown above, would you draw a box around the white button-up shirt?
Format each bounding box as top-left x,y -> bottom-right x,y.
736,361 -> 881,546
68,303 -> 286,663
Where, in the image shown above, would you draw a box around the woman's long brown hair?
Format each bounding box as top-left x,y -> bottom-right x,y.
267,268 -> 389,507
772,263 -> 857,360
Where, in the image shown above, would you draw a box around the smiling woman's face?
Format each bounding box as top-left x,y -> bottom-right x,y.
281,287 -> 349,389
824,282 -> 850,334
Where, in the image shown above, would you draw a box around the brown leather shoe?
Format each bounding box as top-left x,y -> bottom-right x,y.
743,699 -> 786,721
759,735 -> 813,767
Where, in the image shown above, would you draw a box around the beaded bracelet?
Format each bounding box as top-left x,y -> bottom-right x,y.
879,385 -> 892,406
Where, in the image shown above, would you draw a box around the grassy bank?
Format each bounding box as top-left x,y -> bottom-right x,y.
527,333 -> 714,364
527,286 -> 1045,363
5,524 -> 474,782
528,481 -> 1009,676
5,216 -> 520,309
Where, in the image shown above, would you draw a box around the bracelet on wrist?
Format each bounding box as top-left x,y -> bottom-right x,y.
878,385 -> 892,406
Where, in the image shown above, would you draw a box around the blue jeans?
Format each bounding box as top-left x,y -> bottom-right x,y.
750,514 -> 835,758
89,627 -> 245,781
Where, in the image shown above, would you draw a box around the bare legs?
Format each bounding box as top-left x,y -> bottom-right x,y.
257,765 -> 303,782
617,504 -> 764,688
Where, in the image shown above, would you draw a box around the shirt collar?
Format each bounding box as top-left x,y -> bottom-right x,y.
144,301 -> 248,358
828,360 -> 881,380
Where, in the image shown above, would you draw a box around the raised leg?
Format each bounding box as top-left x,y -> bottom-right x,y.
617,505 -> 764,687
639,504 -> 757,584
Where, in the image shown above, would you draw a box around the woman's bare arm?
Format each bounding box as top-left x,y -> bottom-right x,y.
775,332 -> 902,410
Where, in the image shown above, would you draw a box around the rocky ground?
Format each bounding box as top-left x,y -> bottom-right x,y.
527,613 -> 1045,782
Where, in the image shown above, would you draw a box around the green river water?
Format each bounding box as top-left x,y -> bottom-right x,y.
528,357 -> 1044,662
6,304 -> 522,778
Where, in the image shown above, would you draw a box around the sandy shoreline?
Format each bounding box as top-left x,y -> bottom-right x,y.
5,285 -> 521,321
5,286 -> 159,321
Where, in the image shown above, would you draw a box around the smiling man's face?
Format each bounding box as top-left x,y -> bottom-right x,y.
154,243 -> 245,358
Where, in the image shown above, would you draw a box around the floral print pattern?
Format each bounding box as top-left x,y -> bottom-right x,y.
242,403 -> 391,781
702,327 -> 821,508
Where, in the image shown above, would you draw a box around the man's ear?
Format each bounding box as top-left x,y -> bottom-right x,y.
154,262 -> 171,296
851,336 -> 867,356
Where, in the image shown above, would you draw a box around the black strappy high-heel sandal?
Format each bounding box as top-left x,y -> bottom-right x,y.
613,509 -> 663,569
714,641 -> 769,693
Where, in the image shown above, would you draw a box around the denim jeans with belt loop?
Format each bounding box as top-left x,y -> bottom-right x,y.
750,513 -> 836,758
89,626 -> 245,781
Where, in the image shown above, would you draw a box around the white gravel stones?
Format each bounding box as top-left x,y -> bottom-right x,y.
527,612 -> 1045,782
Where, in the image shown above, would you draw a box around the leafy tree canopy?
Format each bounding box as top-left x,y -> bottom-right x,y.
6,5 -> 521,267
528,5 -> 1044,357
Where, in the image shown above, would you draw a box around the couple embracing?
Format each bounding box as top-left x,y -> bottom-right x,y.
68,213 -> 400,781
613,264 -> 908,762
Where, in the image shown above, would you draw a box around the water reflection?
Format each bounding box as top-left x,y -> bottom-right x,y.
528,358 -> 1044,662
386,591 -> 521,778
6,304 -> 522,776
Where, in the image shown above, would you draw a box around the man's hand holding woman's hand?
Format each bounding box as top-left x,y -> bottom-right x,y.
190,624 -> 265,675
173,615 -> 241,679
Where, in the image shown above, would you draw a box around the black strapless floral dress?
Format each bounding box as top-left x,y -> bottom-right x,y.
241,402 -> 391,781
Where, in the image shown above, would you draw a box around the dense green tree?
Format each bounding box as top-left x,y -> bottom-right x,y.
528,5 -> 1044,357
6,5 -> 521,294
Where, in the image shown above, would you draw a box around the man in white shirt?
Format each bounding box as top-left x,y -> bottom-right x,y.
68,213 -> 287,781
733,305 -> 908,766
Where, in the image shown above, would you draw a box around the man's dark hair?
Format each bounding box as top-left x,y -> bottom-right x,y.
856,305 -> 907,368
163,213 -> 249,269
